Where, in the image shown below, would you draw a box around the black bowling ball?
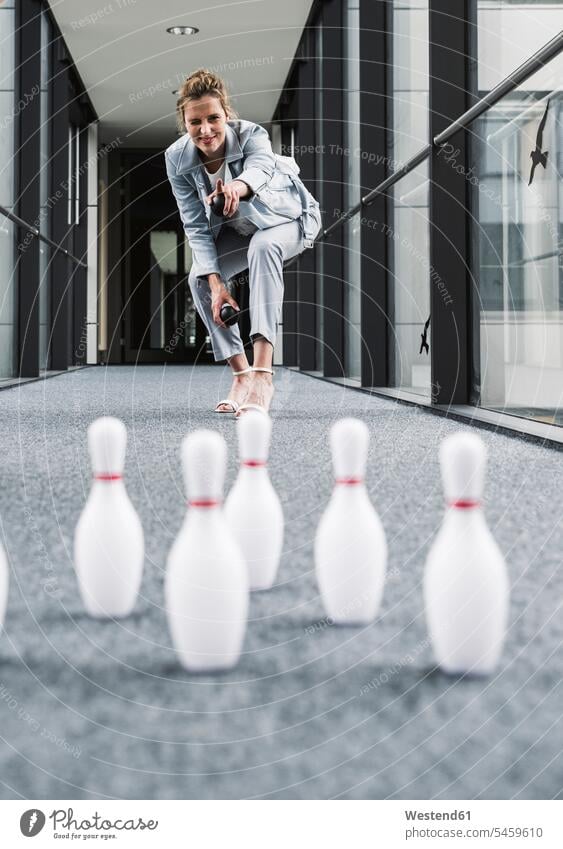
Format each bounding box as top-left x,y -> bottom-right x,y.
211,193 -> 226,215
220,304 -> 240,327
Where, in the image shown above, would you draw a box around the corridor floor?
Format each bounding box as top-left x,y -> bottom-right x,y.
0,365 -> 561,799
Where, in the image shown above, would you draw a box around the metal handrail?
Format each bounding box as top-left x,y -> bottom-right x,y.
317,29 -> 563,244
0,204 -> 87,268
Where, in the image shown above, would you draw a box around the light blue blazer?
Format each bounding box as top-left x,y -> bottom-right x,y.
165,119 -> 322,279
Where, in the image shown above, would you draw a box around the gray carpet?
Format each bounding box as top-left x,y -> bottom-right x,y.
0,364 -> 561,800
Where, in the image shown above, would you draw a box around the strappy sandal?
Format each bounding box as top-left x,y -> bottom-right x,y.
214,368 -> 252,415
236,367 -> 275,417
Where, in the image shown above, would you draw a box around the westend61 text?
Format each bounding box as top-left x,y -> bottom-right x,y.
405,810 -> 471,820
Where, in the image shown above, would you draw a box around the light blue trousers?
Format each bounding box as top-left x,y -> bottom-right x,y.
188,219 -> 305,362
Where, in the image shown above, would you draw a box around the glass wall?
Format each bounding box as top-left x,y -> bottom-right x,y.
39,9 -> 53,372
389,0 -> 430,397
344,0 -> 361,380
68,125 -> 80,227
475,51 -> 563,423
315,20 -> 324,373
392,0 -> 429,165
279,0 -> 563,432
478,1 -> 563,92
0,0 -> 16,378
0,3 -> 96,379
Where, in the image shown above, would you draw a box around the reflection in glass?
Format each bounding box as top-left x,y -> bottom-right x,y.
475,54 -> 563,424
149,231 -> 178,350
0,6 -> 15,378
392,0 -> 429,165
345,211 -> 362,380
344,0 -> 361,380
315,20 -> 324,372
0,93 -> 14,207
388,1 -> 430,397
0,218 -> 15,368
184,235 -> 196,347
389,166 -> 431,397
39,10 -> 52,371
136,231 -> 197,353
478,1 -> 562,92
0,7 -> 15,90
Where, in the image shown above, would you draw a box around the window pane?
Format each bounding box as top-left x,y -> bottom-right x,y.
344,0 -> 361,380
391,1 -> 429,165
475,52 -> 563,424
345,210 -> 362,381
39,9 -> 53,371
388,1 -> 430,397
68,126 -> 74,226
389,164 -> 431,397
315,20 -> 324,372
478,1 -> 562,92
75,128 -> 80,224
0,217 -> 15,378
0,8 -> 15,90
0,92 -> 14,206
0,5 -> 15,379
39,243 -> 51,371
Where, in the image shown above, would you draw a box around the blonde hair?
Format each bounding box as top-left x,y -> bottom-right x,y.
176,68 -> 238,133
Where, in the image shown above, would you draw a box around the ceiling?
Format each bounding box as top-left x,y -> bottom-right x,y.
48,0 -> 314,147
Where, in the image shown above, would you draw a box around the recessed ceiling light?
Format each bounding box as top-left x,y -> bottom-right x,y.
166,25 -> 199,36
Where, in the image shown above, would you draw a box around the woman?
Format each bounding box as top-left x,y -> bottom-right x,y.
165,68 -> 322,416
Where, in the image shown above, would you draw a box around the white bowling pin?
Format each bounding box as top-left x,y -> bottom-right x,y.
165,430 -> 248,671
424,431 -> 509,675
224,411 -> 284,590
315,418 -> 387,624
74,417 -> 144,618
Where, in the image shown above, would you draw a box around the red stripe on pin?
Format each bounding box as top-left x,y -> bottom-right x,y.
94,473 -> 122,481
188,499 -> 221,508
336,477 -> 363,485
242,460 -> 267,468
448,499 -> 480,509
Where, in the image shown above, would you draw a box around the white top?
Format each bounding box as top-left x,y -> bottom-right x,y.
205,159 -> 229,193
204,160 -> 258,237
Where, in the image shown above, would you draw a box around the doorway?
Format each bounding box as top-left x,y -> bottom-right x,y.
105,148 -> 213,365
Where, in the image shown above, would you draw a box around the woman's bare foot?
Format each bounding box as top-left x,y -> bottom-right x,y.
215,372 -> 251,413
235,371 -> 274,417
